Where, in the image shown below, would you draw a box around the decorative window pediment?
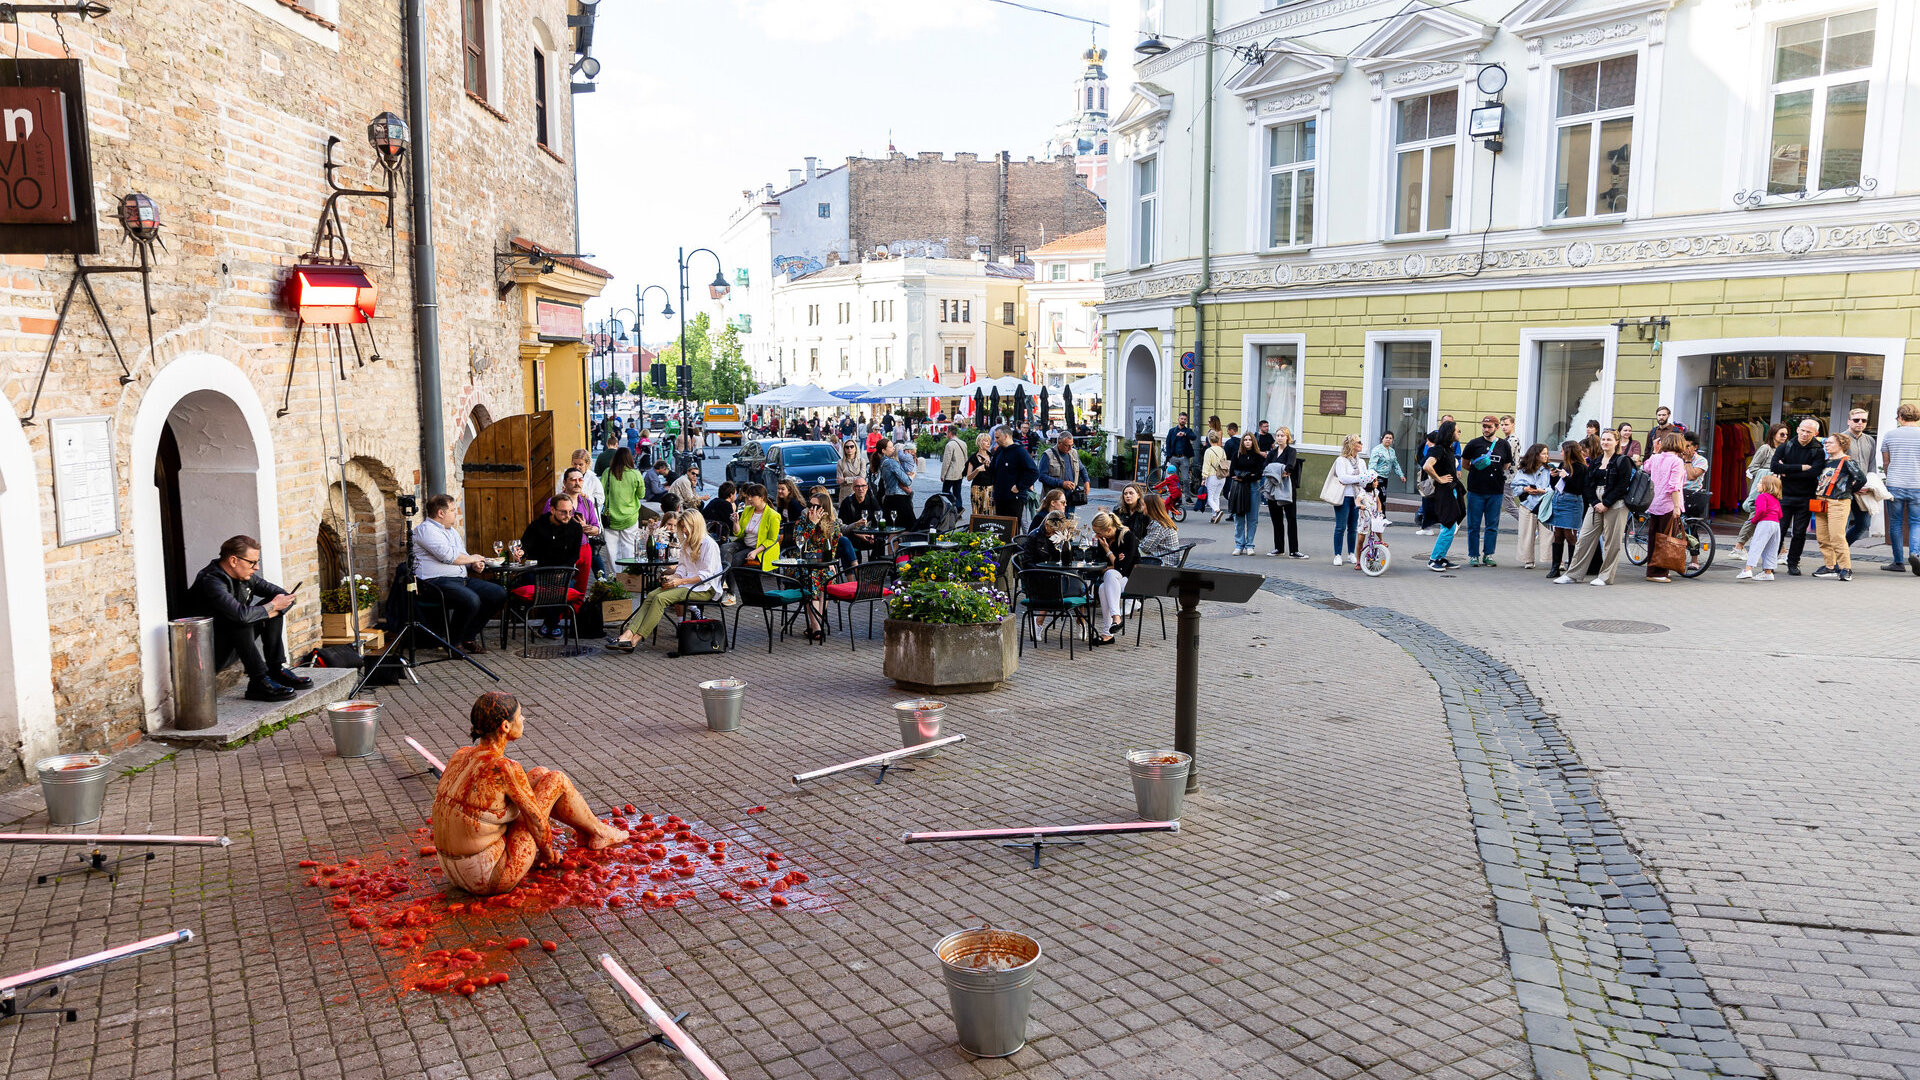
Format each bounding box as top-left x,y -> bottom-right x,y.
1114,82 -> 1173,155
1352,6 -> 1496,73
1504,0 -> 1675,64
1228,47 -> 1346,107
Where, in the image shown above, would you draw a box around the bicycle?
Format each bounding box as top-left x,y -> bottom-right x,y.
1354,487 -> 1391,576
1623,499 -> 1717,578
1151,467 -> 1189,523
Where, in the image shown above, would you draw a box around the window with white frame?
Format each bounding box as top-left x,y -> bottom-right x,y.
1256,344 -> 1300,436
1135,157 -> 1158,264
960,300 -> 970,323
1531,341 -> 1606,448
1050,263 -> 1067,281
1266,117 -> 1316,248
1553,55 -> 1636,219
839,348 -> 850,373
1138,0 -> 1162,34
1768,11 -> 1874,195
1392,89 -> 1458,236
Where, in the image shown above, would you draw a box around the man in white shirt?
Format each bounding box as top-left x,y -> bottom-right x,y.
412,494 -> 506,653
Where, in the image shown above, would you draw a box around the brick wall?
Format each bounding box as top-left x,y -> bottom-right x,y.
847,153 -> 1105,263
0,0 -> 587,777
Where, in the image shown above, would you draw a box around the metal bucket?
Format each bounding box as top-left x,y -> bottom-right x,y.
894,699 -> 947,756
168,616 -> 218,731
699,680 -> 746,732
325,701 -> 381,758
1126,750 -> 1191,821
37,753 -> 112,827
936,926 -> 1042,1058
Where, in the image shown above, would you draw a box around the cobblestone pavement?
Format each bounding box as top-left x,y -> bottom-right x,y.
0,589 -> 1525,1079
1183,499 -> 1920,1080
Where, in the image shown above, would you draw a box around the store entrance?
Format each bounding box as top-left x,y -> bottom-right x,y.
1377,341 -> 1432,496
1696,351 -> 1883,514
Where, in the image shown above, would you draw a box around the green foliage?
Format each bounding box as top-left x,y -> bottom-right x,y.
914,433 -> 949,460
650,313 -> 757,404
1079,448 -> 1109,482
897,549 -> 997,587
886,581 -> 1011,624
321,575 -> 377,614
588,575 -> 630,602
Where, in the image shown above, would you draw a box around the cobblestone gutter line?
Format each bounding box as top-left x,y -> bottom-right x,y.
1247,574 -> 1768,1080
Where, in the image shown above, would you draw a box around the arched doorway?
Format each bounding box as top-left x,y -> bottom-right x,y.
132,356 -> 280,728
453,404 -> 493,464
1123,337 -> 1160,440
0,416 -> 55,778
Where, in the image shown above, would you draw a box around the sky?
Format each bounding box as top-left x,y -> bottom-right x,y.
573,0 -> 1114,344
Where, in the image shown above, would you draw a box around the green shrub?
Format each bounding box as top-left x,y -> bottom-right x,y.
897,549 -> 997,587
1078,448 -> 1110,482
913,432 -> 951,460
320,575 -> 377,614
934,530 -> 999,552
588,575 -> 630,602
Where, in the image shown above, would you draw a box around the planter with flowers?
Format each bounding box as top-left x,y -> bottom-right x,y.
882,543 -> 1016,694
577,575 -> 633,638
320,575 -> 378,641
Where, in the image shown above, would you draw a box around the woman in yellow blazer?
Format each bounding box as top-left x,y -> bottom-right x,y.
736,482 -> 782,571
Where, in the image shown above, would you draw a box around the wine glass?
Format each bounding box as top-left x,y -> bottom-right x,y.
492,541 -> 504,559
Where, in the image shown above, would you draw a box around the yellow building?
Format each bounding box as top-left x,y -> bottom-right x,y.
502,239 -> 612,462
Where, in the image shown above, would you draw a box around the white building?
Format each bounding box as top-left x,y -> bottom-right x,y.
1044,42 -> 1114,199
719,157 -> 850,385
1100,0 -> 1920,494
1025,226 -> 1108,389
766,256 -> 1032,400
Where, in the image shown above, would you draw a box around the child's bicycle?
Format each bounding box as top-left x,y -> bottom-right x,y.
1151,466 -> 1188,522
1354,486 -> 1391,576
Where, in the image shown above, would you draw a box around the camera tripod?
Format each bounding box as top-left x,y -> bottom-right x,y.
351,497 -> 499,696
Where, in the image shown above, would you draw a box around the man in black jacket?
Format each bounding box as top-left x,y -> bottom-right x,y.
989,427 -> 1041,524
518,495 -> 586,636
189,535 -> 310,703
836,476 -> 885,566
1771,418 -> 1826,574
1461,415 -> 1515,566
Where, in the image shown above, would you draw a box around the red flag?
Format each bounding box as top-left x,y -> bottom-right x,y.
927,363 -> 943,419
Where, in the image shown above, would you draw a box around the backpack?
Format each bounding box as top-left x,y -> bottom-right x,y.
1623,466 -> 1654,513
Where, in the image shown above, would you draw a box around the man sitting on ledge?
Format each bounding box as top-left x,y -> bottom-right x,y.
189,534 -> 314,703
432,691 -> 627,896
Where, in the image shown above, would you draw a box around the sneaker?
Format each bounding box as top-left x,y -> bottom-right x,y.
1756,571 -> 1774,581
1731,545 -> 1747,557
1288,552 -> 1310,560
1332,554 -> 1344,566
1786,565 -> 1802,576
1838,569 -> 1852,581
1554,575 -> 1575,584
1910,554 -> 1920,575
1736,568 -> 1754,580
1427,560 -> 1447,573
1880,562 -> 1906,572
1467,556 -> 1482,567
1521,563 -> 1535,570
245,677 -> 296,703
1481,557 -> 1497,567
1589,578 -> 1609,587
1416,529 -> 1433,536
1811,566 -> 1835,579
1267,549 -> 1283,556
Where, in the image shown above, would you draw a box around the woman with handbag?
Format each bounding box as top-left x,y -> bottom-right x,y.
1556,430 -> 1634,586
1812,431 -> 1867,580
606,511 -> 724,653
1508,443 -> 1553,570
1546,441 -> 1588,577
1228,434 -> 1266,555
1642,433 -> 1690,582
1264,427 -> 1306,558
1201,433 -> 1229,522
1423,421 -> 1465,571
1327,435 -> 1373,565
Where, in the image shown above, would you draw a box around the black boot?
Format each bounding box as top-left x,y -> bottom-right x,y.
246,677 -> 296,703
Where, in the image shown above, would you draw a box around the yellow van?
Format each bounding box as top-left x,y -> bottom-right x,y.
702,403 -> 744,446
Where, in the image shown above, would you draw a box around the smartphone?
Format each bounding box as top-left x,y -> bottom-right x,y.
289,580 -> 305,593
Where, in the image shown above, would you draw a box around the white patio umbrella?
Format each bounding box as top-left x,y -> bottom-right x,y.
776,383 -> 851,409
743,386 -> 794,406
830,382 -> 878,401
872,376 -> 948,399
1068,374 -> 1105,397
982,376 -> 1043,397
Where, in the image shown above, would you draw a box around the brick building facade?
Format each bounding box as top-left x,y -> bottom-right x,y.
846,152 -> 1106,265
0,0 -> 603,780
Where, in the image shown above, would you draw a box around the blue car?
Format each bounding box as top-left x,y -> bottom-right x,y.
764,439 -> 841,495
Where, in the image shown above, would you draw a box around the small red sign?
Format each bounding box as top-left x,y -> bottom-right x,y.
0,87 -> 73,225
536,299 -> 584,341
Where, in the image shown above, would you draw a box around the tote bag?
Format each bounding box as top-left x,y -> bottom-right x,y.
1533,490 -> 1556,524
1650,516 -> 1687,573
1318,469 -> 1345,506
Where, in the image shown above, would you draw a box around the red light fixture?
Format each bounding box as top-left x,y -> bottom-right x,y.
286,263 -> 377,324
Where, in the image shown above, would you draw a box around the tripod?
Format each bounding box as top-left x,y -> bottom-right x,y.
352,500 -> 499,696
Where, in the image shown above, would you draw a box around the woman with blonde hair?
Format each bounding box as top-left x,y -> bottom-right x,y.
1264,426 -> 1305,558
1329,434 -> 1374,565
1088,510 -> 1140,646
607,510 -> 723,652
836,439 -> 868,486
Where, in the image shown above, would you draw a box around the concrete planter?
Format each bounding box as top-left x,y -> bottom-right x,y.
883,618 -> 1018,694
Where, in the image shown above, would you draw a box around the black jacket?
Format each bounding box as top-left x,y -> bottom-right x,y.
520,514 -> 584,569
1097,527 -> 1141,578
1585,454 -> 1635,508
1555,459 -> 1590,506
838,489 -> 882,528
702,495 -> 738,538
989,443 -> 1040,505
1228,448 -> 1266,516
1462,435 -> 1515,496
189,560 -> 288,626
1772,437 -> 1826,499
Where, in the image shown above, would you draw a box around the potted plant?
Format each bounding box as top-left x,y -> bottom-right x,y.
320,575 -> 377,640
882,546 -> 1017,694
577,575 -> 632,638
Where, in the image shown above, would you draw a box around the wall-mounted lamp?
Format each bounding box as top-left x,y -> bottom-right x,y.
1134,35 -> 1169,57
1469,64 -> 1507,154
285,263 -> 377,325
20,191 -> 165,425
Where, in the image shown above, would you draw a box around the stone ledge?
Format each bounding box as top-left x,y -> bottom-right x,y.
151,667 -> 356,747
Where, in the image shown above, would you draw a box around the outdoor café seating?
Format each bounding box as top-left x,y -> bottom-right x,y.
726,566 -> 807,652
501,566 -> 582,657
1015,566 -> 1094,658
821,561 -> 895,651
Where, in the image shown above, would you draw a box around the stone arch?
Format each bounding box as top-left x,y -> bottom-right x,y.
0,413 -> 55,778
1121,331 -> 1162,440
130,354 -> 281,729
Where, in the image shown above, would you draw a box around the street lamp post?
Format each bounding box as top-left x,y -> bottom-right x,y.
673,246 -> 730,464
623,284 -> 673,463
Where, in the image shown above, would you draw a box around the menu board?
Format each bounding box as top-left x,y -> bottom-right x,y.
50,415 -> 119,545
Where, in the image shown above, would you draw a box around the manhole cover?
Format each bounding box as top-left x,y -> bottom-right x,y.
1314,597 -> 1363,611
1564,619 -> 1669,634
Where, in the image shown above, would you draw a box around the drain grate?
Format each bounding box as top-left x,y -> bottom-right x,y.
1314,597 -> 1363,611
1564,619 -> 1669,634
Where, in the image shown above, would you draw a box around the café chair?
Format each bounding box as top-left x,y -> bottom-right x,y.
500,566 -> 581,658
1015,567 -> 1092,659
1126,542 -> 1196,646
648,563 -> 733,647
821,561 -> 895,651
726,566 -> 806,653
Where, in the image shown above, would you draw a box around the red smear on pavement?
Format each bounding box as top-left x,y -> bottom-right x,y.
297,809 -> 827,997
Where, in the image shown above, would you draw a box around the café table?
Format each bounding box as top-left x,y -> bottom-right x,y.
774,557 -> 838,645
617,557 -> 677,594
844,525 -> 907,559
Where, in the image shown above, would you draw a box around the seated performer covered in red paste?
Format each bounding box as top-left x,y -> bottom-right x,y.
432,691 -> 627,896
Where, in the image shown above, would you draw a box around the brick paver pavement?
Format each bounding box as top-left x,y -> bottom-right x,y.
0,588 -> 1524,1079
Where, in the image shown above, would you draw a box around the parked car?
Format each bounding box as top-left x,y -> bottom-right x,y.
762,439 -> 840,494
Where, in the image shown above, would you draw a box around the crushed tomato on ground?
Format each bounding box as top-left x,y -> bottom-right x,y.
296,809 -> 821,996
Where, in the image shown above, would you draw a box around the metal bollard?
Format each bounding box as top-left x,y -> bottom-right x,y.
168,617 -> 217,731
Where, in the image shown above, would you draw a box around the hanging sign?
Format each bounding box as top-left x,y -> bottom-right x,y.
50,415 -> 119,545
0,60 -> 96,254
535,298 -> 584,341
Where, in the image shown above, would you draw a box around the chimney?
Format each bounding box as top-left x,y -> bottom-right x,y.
805,156 -> 818,181
789,168 -> 803,187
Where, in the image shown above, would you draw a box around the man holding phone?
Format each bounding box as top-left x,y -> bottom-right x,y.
190,534 -> 311,703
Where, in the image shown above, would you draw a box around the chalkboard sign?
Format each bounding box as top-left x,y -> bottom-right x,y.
1133,439 -> 1157,484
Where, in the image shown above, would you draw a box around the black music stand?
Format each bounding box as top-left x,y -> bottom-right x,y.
1122,565 -> 1265,794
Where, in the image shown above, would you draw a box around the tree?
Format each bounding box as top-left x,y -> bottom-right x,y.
710,322 -> 756,403
653,312 -> 715,403
652,312 -> 757,404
